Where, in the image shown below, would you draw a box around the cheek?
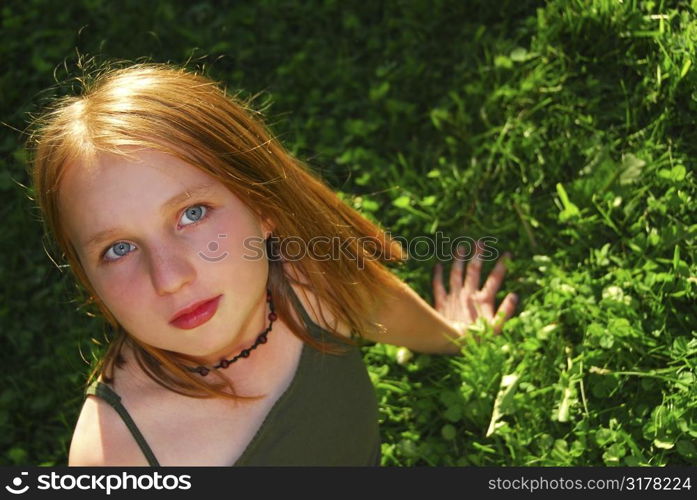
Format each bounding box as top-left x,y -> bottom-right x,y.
87,268 -> 149,322
106,286 -> 144,318
211,211 -> 265,260
208,220 -> 269,286
216,234 -> 269,281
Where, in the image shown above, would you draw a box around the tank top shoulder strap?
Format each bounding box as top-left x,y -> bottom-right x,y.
285,285 -> 318,332
286,285 -> 342,341
285,284 -> 360,343
85,379 -> 160,466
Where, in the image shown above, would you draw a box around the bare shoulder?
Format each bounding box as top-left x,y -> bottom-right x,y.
69,389 -> 150,466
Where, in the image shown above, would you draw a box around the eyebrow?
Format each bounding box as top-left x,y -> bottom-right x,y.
83,183 -> 216,251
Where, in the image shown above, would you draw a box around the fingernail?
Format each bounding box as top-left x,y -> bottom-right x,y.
511,294 -> 519,304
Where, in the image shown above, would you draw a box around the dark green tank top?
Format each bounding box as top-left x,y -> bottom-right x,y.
85,286 -> 382,466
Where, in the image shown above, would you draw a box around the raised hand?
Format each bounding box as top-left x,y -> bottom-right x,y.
432,241 -> 518,339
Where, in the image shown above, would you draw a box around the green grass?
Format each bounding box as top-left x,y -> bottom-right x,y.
1,0 -> 695,466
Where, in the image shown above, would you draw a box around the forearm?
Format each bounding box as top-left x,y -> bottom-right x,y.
366,274 -> 462,355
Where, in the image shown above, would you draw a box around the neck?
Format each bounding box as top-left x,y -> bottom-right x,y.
182,290 -> 270,369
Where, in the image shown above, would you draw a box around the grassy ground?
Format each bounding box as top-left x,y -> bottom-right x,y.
1,0 -> 695,466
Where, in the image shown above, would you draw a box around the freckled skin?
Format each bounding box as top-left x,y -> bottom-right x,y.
59,149 -> 274,367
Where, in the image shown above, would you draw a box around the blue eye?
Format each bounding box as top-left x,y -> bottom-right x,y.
181,204 -> 207,225
100,203 -> 212,264
103,241 -> 136,262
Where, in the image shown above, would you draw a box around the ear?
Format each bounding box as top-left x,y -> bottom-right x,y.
260,216 -> 275,240
250,205 -> 275,239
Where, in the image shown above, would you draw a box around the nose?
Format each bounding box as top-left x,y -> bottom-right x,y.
147,242 -> 196,296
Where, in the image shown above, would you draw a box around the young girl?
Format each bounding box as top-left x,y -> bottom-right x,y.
29,63 -> 518,466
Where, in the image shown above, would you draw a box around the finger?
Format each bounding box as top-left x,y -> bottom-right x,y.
449,244 -> 465,292
492,293 -> 518,334
471,292 -> 485,319
463,241 -> 483,295
476,289 -> 496,318
432,262 -> 447,310
480,251 -> 511,300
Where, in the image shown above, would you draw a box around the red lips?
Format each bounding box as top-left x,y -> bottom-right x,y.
170,295 -> 222,330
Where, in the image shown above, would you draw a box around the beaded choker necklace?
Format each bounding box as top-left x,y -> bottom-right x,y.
185,288 -> 277,376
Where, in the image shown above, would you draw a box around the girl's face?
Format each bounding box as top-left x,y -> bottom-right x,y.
59,149 -> 274,366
